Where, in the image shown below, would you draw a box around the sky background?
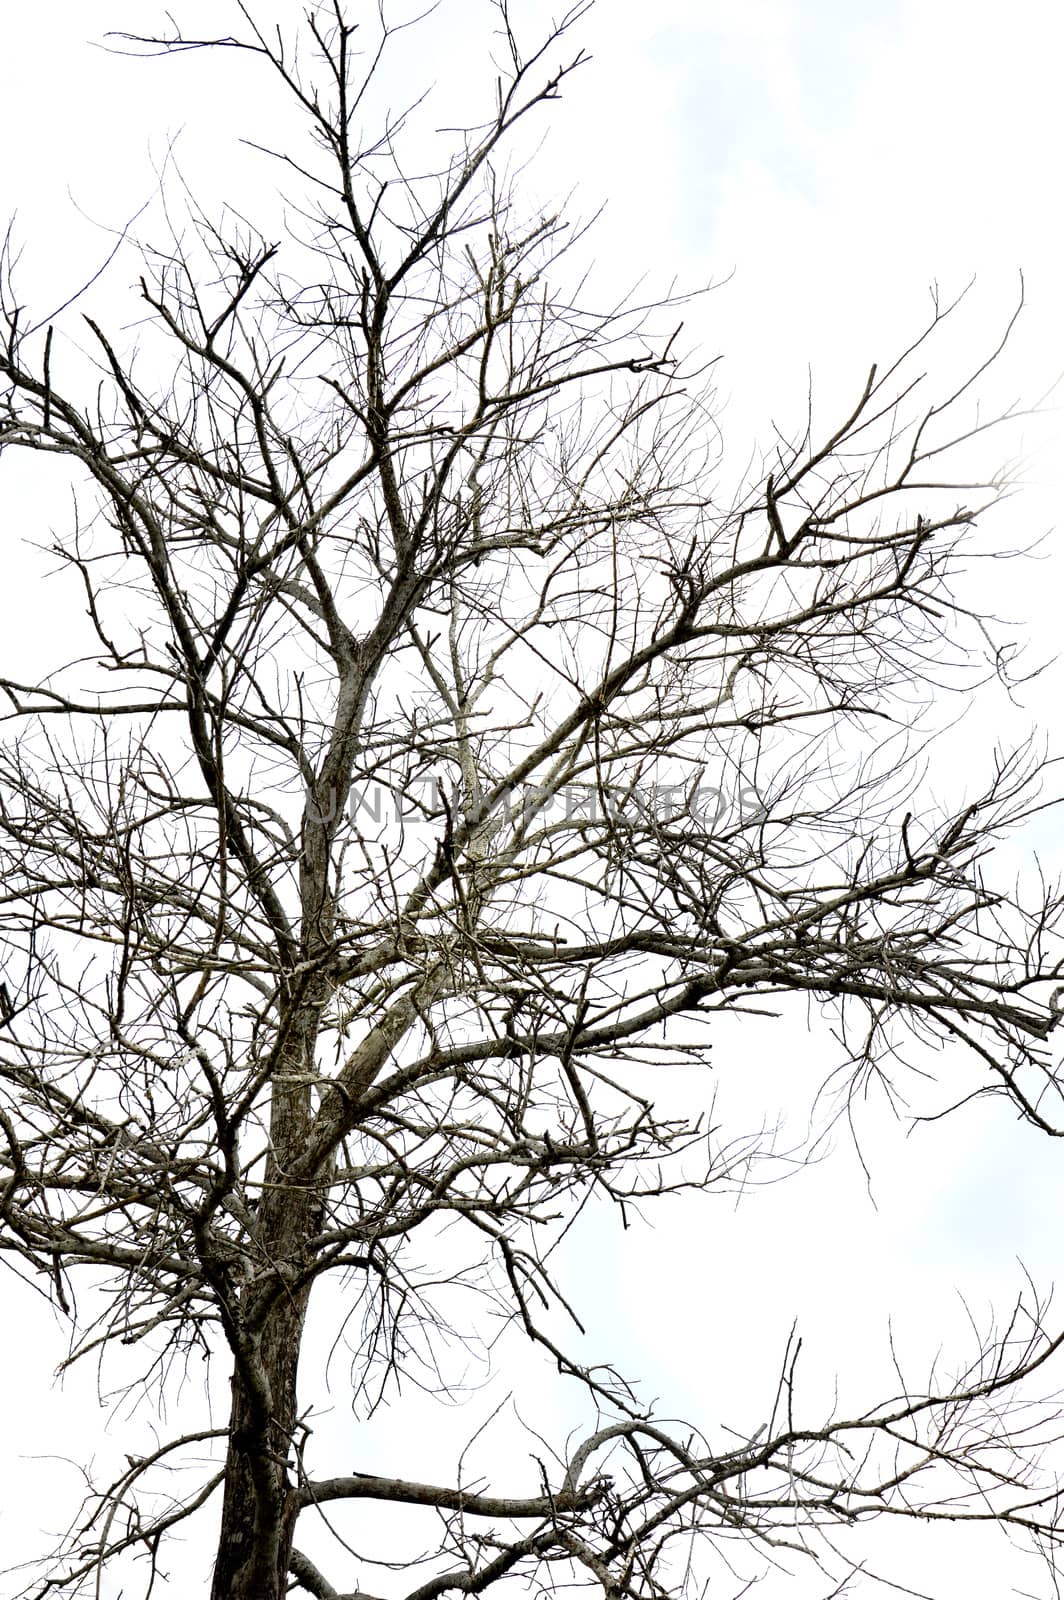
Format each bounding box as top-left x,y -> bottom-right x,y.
1,2 -> 1063,1595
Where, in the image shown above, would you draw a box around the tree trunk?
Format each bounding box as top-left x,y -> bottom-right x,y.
210,1285 -> 309,1600
211,997 -> 328,1599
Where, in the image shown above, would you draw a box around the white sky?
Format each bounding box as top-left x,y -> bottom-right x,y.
1,2 -> 1063,1596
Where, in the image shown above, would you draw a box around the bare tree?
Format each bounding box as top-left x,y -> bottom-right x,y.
2,5 -> 1064,1598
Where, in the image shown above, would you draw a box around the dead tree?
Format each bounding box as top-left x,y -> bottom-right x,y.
1,5 -> 1064,1598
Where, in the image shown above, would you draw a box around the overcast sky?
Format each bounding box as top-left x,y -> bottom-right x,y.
1,3 -> 1063,1596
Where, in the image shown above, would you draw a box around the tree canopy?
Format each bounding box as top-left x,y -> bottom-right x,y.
1,5 -> 1064,1598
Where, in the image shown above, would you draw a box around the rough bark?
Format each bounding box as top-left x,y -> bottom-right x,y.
211,1288 -> 310,1600
212,993 -> 326,1600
